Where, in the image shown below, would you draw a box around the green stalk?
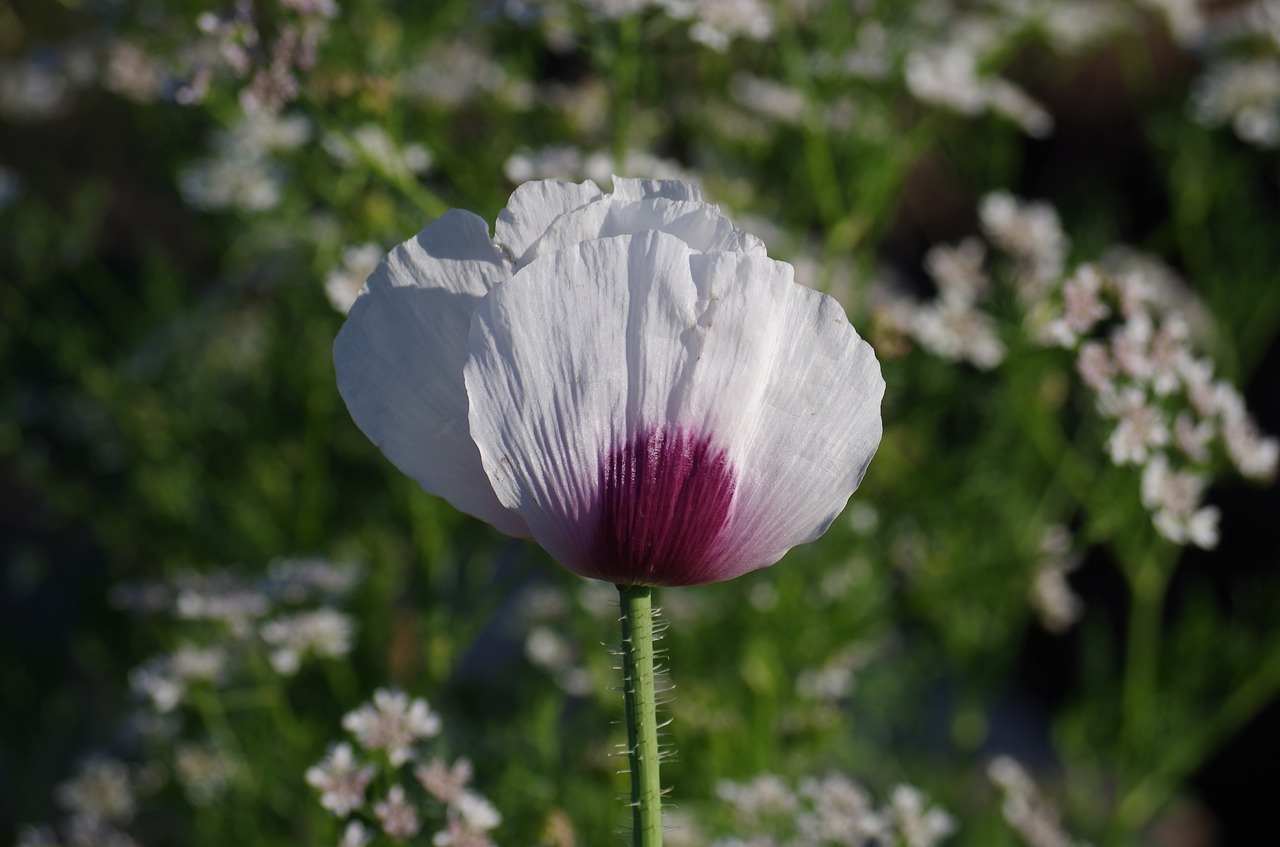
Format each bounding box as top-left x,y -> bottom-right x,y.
618,584 -> 663,847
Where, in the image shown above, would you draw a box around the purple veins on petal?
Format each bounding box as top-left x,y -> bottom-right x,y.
591,426 -> 737,587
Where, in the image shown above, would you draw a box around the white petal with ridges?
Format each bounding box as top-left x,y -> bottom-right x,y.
524,197 -> 767,266
494,179 -> 604,266
464,231 -> 883,585
334,210 -> 530,537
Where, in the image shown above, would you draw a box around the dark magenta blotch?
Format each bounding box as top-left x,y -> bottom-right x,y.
590,426 -> 737,587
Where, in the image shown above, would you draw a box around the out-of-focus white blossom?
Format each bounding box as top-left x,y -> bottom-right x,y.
307,742 -> 376,817
1141,454 -> 1220,548
1076,341 -> 1117,396
325,243 -> 384,314
912,298 -> 1006,370
180,113 -> 312,213
374,785 -> 422,840
979,192 -> 1068,295
260,608 -> 356,674
415,757 -> 473,805
890,784 -> 958,847
174,743 -> 235,806
1191,57 -> 1280,148
906,42 -> 1052,137
339,821 -> 374,847
1030,525 -> 1084,633
343,689 -> 442,766
659,0 -> 775,51
1102,387 -> 1170,466
503,145 -> 694,186
988,756 -> 1092,847
324,124 -> 433,181
129,645 -> 227,713
56,758 -> 135,829
925,238 -> 988,305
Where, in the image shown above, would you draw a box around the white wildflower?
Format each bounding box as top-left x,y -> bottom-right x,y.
174,742 -> 235,805
1109,312 -> 1154,383
1191,57 -> 1280,148
979,192 -> 1067,295
796,772 -> 887,843
1222,415 -> 1280,481
306,742 -> 376,817
375,785 -> 422,840
415,757 -> 473,805
1142,454 -> 1220,549
266,557 -> 363,602
1050,265 -> 1109,345
1075,341 -> 1117,395
1149,318 -> 1191,396
988,756 -> 1089,847
912,299 -> 1006,370
324,124 -> 432,180
659,0 -> 775,51
1173,411 -> 1215,464
339,821 -> 374,847
717,774 -> 798,823
729,73 -> 808,125
261,608 -> 356,674
925,238 -> 987,305
1103,388 -> 1169,466
1030,525 -> 1084,633
890,784 -> 957,847
56,758 -> 135,828
325,242 -> 384,315
454,791 -> 502,832
343,688 -> 442,766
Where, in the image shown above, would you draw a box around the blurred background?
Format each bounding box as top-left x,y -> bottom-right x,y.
2,1 -> 1279,846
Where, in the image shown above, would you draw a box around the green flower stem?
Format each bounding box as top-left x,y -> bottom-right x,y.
611,14 -> 642,167
618,584 -> 663,847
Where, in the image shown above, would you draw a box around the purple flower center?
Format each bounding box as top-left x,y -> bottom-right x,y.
590,426 -> 737,586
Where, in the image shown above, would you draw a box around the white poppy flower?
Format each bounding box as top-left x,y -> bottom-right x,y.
335,178 -> 884,586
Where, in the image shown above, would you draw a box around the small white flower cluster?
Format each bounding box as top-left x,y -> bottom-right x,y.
658,0 -> 775,52
518,585 -> 596,696
1034,254 -> 1275,549
1187,0 -> 1280,147
906,40 -> 1053,138
987,757 -> 1091,847
18,757 -> 140,847
895,190 -> 1276,550
111,558 -> 362,715
1191,56 -> 1280,148
503,145 -> 693,186
875,236 -> 1006,371
308,689 -> 502,845
325,243 -> 386,314
401,40 -> 532,109
708,772 -> 956,847
322,125 -> 433,183
1029,525 -> 1085,634
178,0 -> 338,114
179,111 -> 313,213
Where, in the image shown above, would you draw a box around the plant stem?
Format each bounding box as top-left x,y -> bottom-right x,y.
612,15 -> 642,168
618,584 -> 663,847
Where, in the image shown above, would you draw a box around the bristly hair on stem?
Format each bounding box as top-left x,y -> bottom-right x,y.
617,585 -> 669,847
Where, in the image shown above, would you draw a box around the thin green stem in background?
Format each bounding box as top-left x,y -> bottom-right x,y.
611,15 -> 642,168
618,584 -> 663,847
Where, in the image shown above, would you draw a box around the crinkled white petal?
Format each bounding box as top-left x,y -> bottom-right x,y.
463,231 -> 883,583
524,196 -> 767,266
493,178 -> 604,266
334,210 -> 529,537
609,175 -> 705,204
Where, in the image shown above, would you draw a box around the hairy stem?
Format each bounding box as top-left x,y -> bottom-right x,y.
619,584 -> 663,847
